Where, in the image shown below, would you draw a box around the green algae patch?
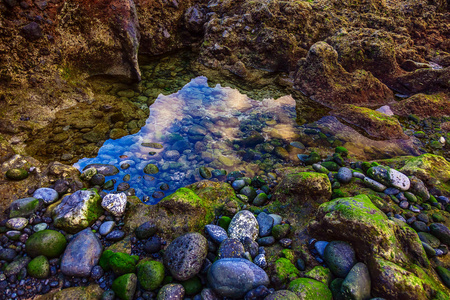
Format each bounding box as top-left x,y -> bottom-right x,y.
288,277 -> 332,300
99,250 -> 138,275
274,258 -> 300,285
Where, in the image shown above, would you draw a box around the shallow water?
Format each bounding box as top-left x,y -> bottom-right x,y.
74,76 -> 301,203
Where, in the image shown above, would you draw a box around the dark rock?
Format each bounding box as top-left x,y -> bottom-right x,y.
411,221 -> 428,233
218,238 -> 245,259
430,223 -> 450,245
135,221 -> 157,240
336,167 -> 352,184
257,236 -> 275,246
323,241 -> 357,278
257,212 -> 274,238
144,236 -> 162,254
106,230 -> 125,241
340,262 -> 371,300
205,225 -> 228,244
83,164 -> 119,176
157,283 -> 185,299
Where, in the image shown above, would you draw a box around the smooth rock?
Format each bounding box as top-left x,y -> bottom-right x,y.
135,221 -> 157,240
268,214 -> 282,226
430,223 -> 450,245
205,225 -> 228,244
207,258 -> 269,298
9,197 -> 40,218
61,228 -> 103,277
363,177 -> 386,192
112,273 -> 137,300
5,168 -> 28,180
25,229 -> 67,258
137,260 -> 165,291
83,164 -> 119,176
33,188 -> 59,204
314,241 -> 329,258
254,254 -> 267,269
340,262 -> 371,300
4,256 -> 31,276
323,241 -> 357,278
6,217 -> 28,230
336,167 -> 352,184
99,221 -> 115,236
257,212 -> 274,237
218,238 -> 245,259
157,283 -> 185,300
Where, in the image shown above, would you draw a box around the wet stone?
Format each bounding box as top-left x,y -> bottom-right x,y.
257,212 -> 274,237
101,192 -> 127,217
99,221 -> 115,236
153,191 -> 165,199
228,210 -> 259,243
205,225 -> 228,244
117,182 -> 130,192
6,218 -> 28,231
144,236 -> 162,254
106,230 -> 125,241
257,236 -> 275,246
83,164 -> 119,176
135,221 -> 157,240
32,188 -> 59,204
218,238 -> 245,259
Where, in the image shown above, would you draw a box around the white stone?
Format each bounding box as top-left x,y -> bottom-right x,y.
33,187 -> 59,204
228,210 -> 259,243
101,193 -> 127,216
375,105 -> 394,116
440,136 -> 446,144
389,168 -> 410,191
6,217 -> 28,230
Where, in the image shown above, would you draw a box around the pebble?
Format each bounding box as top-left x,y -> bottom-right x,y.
99,221 -> 115,236
205,225 -> 228,244
231,179 -> 246,191
363,177 -> 386,192
144,236 -> 162,254
268,214 -> 282,226
32,188 -> 59,204
384,187 -> 400,195
336,167 -> 352,184
256,212 -> 274,237
352,172 -> 365,179
106,230 -> 125,241
323,241 -> 357,278
256,236 -> 275,246
228,210 -> 259,243
279,238 -> 292,248
135,221 -> 157,240
314,241 -> 328,258
33,223 -> 48,232
90,266 -> 104,280
399,201 -> 409,209
6,218 -> 28,231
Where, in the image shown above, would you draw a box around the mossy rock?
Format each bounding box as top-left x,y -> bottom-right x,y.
274,258 -> 300,285
335,147 -> 348,157
5,168 -> 28,180
25,230 -> 67,258
112,273 -> 137,300
272,224 -> 290,240
305,266 -> 333,286
264,290 -> 300,300
27,255 -> 50,279
281,249 -> 295,263
288,278 -> 332,300
218,216 -> 232,231
38,284 -> 103,300
137,260 -> 165,291
99,250 -> 138,275
9,197 -> 41,218
144,164 -> 159,175
181,276 -> 202,296
321,161 -> 340,172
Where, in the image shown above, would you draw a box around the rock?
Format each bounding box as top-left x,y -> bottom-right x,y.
25,229 -> 67,258
218,238 -> 245,259
409,176 -> 430,202
6,230 -> 21,240
91,174 -> 106,186
269,214 -> 282,226
340,262 -> 371,300
106,230 -> 125,241
240,186 -> 257,202
201,288 -> 219,300
429,223 -> 450,245
112,273 -> 137,300
157,284 -> 185,300
257,236 -> 275,246
99,221 -> 116,236
144,164 -> 159,174
33,188 -> 59,204
6,217 -> 28,230
264,290 -> 299,300
117,182 -> 130,192
207,258 -> 269,298
254,254 -> 267,269
0,248 -> 17,262
137,260 -> 165,291
400,154 -> 450,186
164,232 -> 208,280
27,255 -> 50,279
336,167 -> 352,184
298,151 -> 321,165
144,236 -> 162,254
257,212 -> 274,237
288,278 -> 332,300
418,232 -> 441,248
99,250 -> 137,275
9,197 -> 40,218
205,225 -> 228,244
228,210 -> 259,243
313,163 -> 329,174
384,187 -> 400,195
4,256 -> 31,276
83,164 -> 119,176
273,172 -> 331,206
42,285 -> 103,299
363,177 -> 386,192
314,241 -> 329,258
367,166 -> 410,191
232,179 -> 246,191
5,168 -> 28,180
411,221 -> 428,233
21,22 -> 42,41
135,221 -> 157,240
436,266 -> 450,289
199,166 -> 212,179
164,150 -> 181,161
53,189 -> 103,233
253,193 -> 269,206
272,224 -> 290,240
422,242 -> 436,257
81,167 -> 98,181
323,241 -> 357,278
322,161 -> 340,172
61,228 -> 103,277
101,193 -> 127,216
309,195 -> 429,269
294,41 -> 393,109
181,276 -> 202,295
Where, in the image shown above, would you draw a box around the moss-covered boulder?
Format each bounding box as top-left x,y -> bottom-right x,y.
53,189 -> 103,233
305,266 -> 333,286
288,278 -> 332,300
27,255 -> 50,279
99,250 -> 138,275
309,194 -> 428,267
9,197 -> 41,218
112,273 -> 137,300
36,284 -> 103,300
391,93 -> 450,119
124,181 -> 239,241
333,105 -> 406,140
137,260 -> 165,291
273,258 -> 300,286
25,229 -> 67,258
272,172 -> 331,206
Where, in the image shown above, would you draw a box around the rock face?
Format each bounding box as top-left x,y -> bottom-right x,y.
164,232 -> 208,281
207,258 -> 269,298
294,42 -> 393,109
57,0 -> 141,81
53,189 -> 103,233
60,228 -> 103,277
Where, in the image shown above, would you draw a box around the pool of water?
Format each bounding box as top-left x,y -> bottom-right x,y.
74,76 -> 302,203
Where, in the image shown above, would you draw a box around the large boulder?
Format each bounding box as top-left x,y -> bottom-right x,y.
309,195 -> 428,267
294,42 -> 394,109
53,189 -> 103,233
391,93 -> 450,119
60,228 -> 103,277
124,181 -> 239,241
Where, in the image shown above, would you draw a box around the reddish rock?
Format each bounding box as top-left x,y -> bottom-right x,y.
294,42 -> 394,109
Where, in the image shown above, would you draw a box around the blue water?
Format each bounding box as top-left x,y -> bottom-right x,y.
74,76 -> 299,203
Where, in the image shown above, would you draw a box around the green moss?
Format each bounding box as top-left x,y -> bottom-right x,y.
274,258 -> 300,285
112,273 -> 137,300
108,252 -> 138,275
181,276 -> 202,295
305,266 -> 333,286
25,230 -> 67,258
288,278 -> 332,300
281,249 -> 295,263
136,260 -> 165,291
27,255 -> 49,279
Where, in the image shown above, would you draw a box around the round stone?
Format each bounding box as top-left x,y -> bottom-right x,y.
228,210 -> 259,243
99,221 -> 115,236
135,221 -> 157,240
254,254 -> 267,269
199,166 -> 212,179
33,223 -> 48,232
27,255 -> 50,279
323,241 -> 357,278
207,258 -> 269,298
25,230 -> 67,258
117,182 -> 130,192
265,290 -> 299,300
106,230 -> 125,241
157,283 -> 185,300
112,273 -> 137,300
144,236 -> 162,254
218,238 -> 245,259
144,164 -> 159,175
257,212 -> 274,237
164,232 -> 208,281
164,150 -> 181,161
5,168 -> 28,181
253,193 -> 268,206
239,186 -> 257,202
232,180 -> 246,191
205,224 -> 228,244
6,218 -> 28,230
336,167 -> 352,184
32,188 -> 59,204
136,260 -> 165,291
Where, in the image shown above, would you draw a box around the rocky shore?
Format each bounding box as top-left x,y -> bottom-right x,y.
0,0 -> 450,299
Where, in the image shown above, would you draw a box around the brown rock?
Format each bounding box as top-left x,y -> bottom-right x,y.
391,93 -> 450,119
